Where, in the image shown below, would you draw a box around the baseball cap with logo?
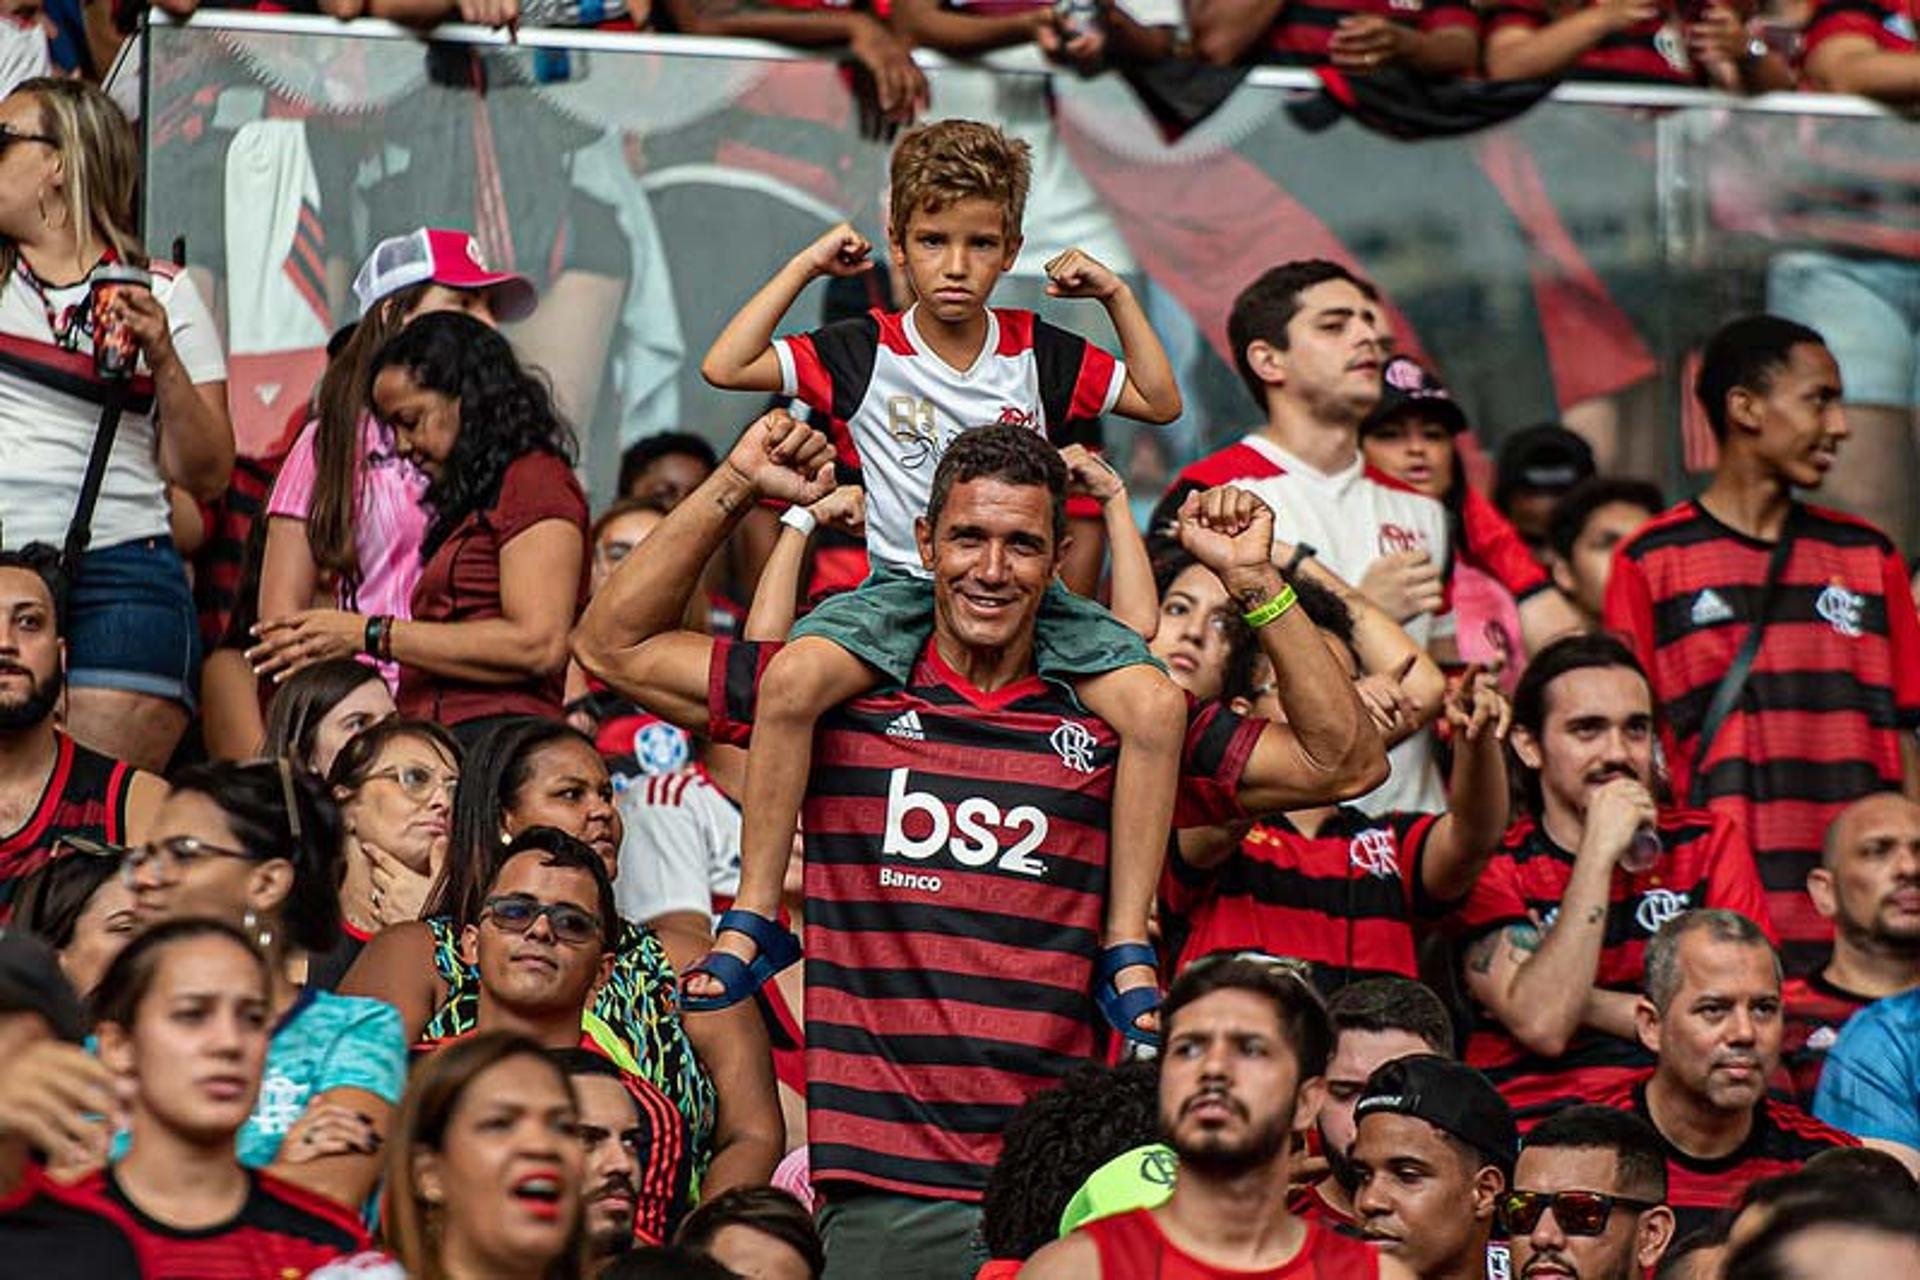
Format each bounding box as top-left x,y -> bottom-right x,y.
1354,1054 -> 1519,1178
1362,355 -> 1468,437
1057,1143 -> 1178,1237
351,228 -> 538,322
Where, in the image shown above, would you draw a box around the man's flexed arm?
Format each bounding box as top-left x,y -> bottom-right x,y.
572,410 -> 837,729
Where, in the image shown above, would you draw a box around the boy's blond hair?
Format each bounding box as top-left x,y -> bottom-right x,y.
888,120 -> 1033,248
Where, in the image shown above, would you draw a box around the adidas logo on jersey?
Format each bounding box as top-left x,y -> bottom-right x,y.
886,711 -> 925,742
1690,589 -> 1735,626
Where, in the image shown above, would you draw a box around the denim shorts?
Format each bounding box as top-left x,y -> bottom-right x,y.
1768,250 -> 1920,407
65,537 -> 201,709
790,563 -> 1158,688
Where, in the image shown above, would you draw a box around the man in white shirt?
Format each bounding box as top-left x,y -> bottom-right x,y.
1151,259 -> 1451,814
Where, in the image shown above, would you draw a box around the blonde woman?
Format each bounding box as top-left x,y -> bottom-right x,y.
0,77 -> 231,771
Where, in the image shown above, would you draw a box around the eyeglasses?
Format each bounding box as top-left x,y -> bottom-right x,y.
52,835 -> 129,861
363,764 -> 458,802
123,835 -> 263,882
1499,1189 -> 1660,1237
480,895 -> 601,946
0,126 -> 57,155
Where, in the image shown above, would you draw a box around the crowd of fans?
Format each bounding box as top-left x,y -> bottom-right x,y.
0,0 -> 1916,1264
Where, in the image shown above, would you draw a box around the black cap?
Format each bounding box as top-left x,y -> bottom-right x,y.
0,929 -> 87,1043
1495,423 -> 1596,508
1362,356 -> 1468,437
1354,1054 -> 1518,1177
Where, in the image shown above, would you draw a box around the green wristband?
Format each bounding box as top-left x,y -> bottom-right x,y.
1242,584 -> 1298,629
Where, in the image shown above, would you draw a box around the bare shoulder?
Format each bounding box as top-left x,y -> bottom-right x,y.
1017,1232 -> 1102,1280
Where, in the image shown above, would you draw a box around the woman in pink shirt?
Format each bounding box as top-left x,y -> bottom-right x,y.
259,229 -> 536,690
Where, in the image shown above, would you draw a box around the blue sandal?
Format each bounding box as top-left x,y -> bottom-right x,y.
1095,942 -> 1163,1047
680,908 -> 803,1013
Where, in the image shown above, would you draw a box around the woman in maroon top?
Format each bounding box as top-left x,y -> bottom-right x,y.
249,313 -> 588,745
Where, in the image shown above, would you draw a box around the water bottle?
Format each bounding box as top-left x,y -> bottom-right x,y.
1620,823 -> 1663,875
1054,0 -> 1100,41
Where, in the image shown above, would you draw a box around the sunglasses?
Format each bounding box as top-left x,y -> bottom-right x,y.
1499,1189 -> 1659,1237
0,125 -> 56,155
363,763 -> 458,803
481,894 -> 602,947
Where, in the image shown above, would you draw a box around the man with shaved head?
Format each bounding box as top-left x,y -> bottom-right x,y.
1781,792 -> 1920,1107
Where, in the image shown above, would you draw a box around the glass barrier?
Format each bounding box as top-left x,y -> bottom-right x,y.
137,15 -> 1912,540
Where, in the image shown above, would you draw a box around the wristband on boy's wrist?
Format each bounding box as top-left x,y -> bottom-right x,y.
1242,584 -> 1299,629
780,505 -> 819,537
363,615 -> 389,659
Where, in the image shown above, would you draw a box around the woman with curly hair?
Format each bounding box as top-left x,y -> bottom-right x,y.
248,311 -> 587,743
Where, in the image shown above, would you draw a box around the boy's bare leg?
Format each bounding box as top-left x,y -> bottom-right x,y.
687,636 -> 879,1001
1077,664 -> 1189,1034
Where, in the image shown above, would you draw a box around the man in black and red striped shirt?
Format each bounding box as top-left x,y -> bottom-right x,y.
1605,316 -> 1920,979
1781,792 -> 1920,1109
1187,0 -> 1478,73
573,413 -> 1385,1280
1590,910 -> 1858,1239
1454,634 -> 1774,1128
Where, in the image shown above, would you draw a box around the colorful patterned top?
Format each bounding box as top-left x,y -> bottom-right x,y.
420,914 -> 717,1173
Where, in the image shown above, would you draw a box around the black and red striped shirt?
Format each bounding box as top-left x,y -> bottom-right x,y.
707,637 -> 1261,1201
73,1166 -> 367,1280
0,1162 -> 153,1278
1260,0 -> 1478,65
1604,501 -> 1920,976
1779,972 -> 1876,1111
1484,0 -> 1701,83
0,731 -> 141,921
1594,1072 -> 1859,1239
1164,808 -> 1453,998
1452,809 -> 1774,1126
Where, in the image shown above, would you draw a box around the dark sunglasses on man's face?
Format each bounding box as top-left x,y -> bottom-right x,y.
0,126 -> 57,155
1499,1189 -> 1658,1237
481,894 -> 601,946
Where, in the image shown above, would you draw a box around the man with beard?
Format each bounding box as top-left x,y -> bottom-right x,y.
420,832 -> 695,1247
1300,978 -> 1455,1228
1349,1054 -> 1518,1280
556,1049 -> 648,1268
1020,955 -> 1410,1278
0,545 -> 164,918
1453,634 -> 1774,1126
1780,793 -> 1920,1108
1504,1106 -> 1676,1280
1589,911 -> 1858,1239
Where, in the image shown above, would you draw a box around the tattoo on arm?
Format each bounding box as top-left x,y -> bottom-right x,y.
1505,923 -> 1543,958
1584,906 -> 1604,925
1466,931 -> 1503,975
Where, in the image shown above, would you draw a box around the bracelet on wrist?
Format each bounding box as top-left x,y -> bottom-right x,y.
363,615 -> 386,659
1282,542 -> 1317,579
1242,584 -> 1299,629
780,505 -> 819,537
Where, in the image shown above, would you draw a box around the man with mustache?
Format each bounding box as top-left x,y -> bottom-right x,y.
1504,1105 -> 1676,1280
1605,315 -> 1920,979
1020,954 -> 1412,1278
1453,633 -> 1774,1127
0,544 -> 165,918
1779,792 -> 1920,1109
556,1050 -> 648,1269
1589,910 -> 1858,1239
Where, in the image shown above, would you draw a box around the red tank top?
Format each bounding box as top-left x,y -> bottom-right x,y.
1084,1210 -> 1380,1279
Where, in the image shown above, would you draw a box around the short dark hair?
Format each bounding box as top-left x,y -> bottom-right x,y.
617,432 -> 717,499
1509,633 -> 1652,813
1722,1189 -> 1920,1280
14,840 -> 126,955
981,1060 -> 1161,1260
1164,955 -> 1332,1079
1521,1105 -> 1668,1203
1694,315 -> 1827,442
676,1187 -> 824,1280
600,1246 -> 740,1280
1800,1145 -> 1919,1192
1226,260 -> 1377,409
1654,1225 -> 1729,1280
1327,977 -> 1454,1057
591,495 -> 672,546
925,424 -> 1068,550
0,543 -> 67,633
480,828 -> 620,947
1546,477 -> 1667,564
90,917 -> 269,1031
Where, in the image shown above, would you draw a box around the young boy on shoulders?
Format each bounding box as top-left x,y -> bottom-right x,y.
697,118 -> 1187,1045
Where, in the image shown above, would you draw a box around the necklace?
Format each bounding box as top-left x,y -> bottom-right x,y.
12,247 -> 111,352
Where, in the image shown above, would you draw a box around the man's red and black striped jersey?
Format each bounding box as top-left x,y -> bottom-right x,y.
706,637 -> 1261,1201
1604,500 -> 1920,975
0,731 -> 141,921
1779,971 -> 1876,1111
71,1166 -> 366,1279
0,1162 -> 153,1278
1452,809 -> 1774,1125
1163,808 -> 1454,998
1593,1071 -> 1860,1239
1258,0 -> 1477,65
1484,0 -> 1701,83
